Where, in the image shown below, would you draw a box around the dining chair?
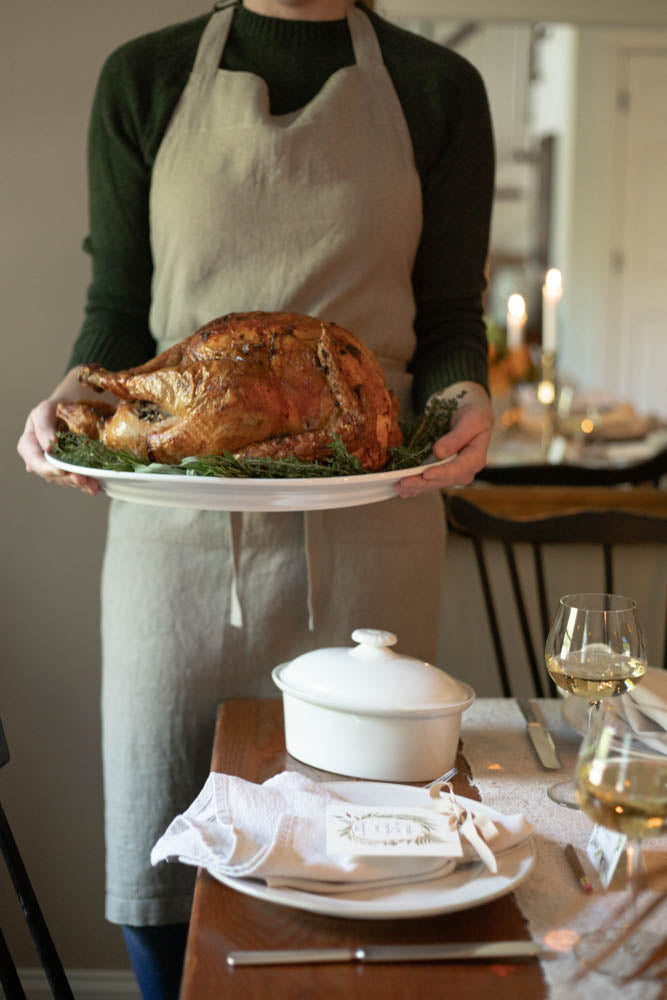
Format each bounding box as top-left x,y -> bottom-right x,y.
444,486 -> 667,698
0,718 -> 75,1000
476,443 -> 667,487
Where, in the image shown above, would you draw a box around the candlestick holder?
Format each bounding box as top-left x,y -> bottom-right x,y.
537,349 -> 557,457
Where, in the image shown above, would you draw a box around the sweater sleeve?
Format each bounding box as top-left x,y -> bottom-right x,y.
408,59 -> 494,411
65,47 -> 157,372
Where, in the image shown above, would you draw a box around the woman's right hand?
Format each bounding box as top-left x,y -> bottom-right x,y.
17,368 -> 103,495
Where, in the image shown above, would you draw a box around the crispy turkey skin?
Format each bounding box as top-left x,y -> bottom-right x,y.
57,312 -> 403,470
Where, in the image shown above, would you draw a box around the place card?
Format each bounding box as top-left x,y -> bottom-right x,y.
586,824 -> 627,888
326,804 -> 463,857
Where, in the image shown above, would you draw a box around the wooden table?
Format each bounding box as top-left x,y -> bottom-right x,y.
179,699 -> 545,999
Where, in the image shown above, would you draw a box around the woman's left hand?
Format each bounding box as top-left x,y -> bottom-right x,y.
395,381 -> 494,498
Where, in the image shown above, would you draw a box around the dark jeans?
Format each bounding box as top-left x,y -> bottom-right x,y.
122,923 -> 189,1000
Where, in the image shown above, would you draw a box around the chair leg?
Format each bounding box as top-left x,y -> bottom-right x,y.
504,543 -> 545,698
603,544 -> 614,594
533,543 -> 550,644
471,537 -> 513,697
533,545 -> 557,697
0,800 -> 75,1000
0,925 -> 28,1000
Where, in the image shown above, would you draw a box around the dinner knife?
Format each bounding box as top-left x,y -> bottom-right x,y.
226,940 -> 542,967
516,699 -> 562,770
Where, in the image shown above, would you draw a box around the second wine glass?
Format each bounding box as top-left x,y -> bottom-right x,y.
573,700 -> 667,979
545,593 -> 647,808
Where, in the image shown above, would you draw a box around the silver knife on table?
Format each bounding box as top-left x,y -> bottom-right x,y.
226,941 -> 542,967
516,699 -> 562,770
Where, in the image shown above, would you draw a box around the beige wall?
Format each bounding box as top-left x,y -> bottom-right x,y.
2,0 -> 206,971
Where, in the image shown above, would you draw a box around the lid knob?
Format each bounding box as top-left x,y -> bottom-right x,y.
351,629 -> 398,647
351,628 -> 398,651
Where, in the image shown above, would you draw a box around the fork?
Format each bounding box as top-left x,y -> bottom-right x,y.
422,766 -> 458,789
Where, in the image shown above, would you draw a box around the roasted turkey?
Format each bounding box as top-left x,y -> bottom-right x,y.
57,311 -> 403,470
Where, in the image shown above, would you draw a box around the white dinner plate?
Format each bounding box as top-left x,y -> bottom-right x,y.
44,453 -> 452,512
211,781 -> 535,919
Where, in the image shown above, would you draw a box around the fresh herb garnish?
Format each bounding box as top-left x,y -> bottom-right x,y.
51,393 -> 461,479
387,392 -> 462,470
52,433 -> 143,472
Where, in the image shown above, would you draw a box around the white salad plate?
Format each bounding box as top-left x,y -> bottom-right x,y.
211,781 -> 535,920
45,453 -> 452,512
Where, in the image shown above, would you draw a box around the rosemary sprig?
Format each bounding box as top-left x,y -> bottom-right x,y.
50,393 -> 461,479
180,436 -> 364,479
51,431 -> 146,472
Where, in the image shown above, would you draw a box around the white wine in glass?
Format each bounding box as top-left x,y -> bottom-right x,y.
576,757 -> 667,839
546,649 -> 646,700
574,703 -> 667,979
545,593 -> 647,808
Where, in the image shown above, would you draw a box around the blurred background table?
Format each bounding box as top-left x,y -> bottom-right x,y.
484,382 -> 667,483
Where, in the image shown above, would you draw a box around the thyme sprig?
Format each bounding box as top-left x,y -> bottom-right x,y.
50,393 -> 461,479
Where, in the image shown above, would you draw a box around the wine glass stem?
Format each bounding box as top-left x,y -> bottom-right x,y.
586,699 -> 601,730
622,838 -> 646,931
626,838 -> 646,886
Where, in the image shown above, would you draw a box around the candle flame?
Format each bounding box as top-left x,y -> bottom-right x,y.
507,293 -> 526,319
545,268 -> 562,295
537,380 -> 556,405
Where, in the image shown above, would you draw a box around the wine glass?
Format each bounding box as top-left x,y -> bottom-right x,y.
545,593 -> 647,808
573,701 -> 667,979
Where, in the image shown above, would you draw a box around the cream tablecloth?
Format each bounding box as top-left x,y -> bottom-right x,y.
461,698 -> 665,1000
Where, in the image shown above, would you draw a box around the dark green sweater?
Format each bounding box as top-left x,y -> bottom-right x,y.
69,2 -> 494,410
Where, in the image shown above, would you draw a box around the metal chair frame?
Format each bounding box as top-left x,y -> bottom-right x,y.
0,718 -> 75,1000
445,487 -> 667,698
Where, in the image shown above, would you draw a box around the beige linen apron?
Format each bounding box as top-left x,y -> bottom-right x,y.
101,1 -> 446,926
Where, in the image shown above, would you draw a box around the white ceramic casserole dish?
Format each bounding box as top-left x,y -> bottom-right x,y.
272,628 -> 475,781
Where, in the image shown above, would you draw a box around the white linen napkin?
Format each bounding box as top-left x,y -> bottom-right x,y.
622,666 -> 667,754
628,666 -> 667,729
150,771 -> 532,895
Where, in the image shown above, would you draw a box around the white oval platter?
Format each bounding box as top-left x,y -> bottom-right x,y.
45,453 -> 451,512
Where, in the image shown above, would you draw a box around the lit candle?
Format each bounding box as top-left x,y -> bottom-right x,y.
506,293 -> 527,350
542,268 -> 562,353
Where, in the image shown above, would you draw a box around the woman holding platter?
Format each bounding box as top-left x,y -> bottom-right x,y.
17,1 -> 495,997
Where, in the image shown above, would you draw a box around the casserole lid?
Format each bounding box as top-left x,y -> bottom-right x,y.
273,628 -> 473,714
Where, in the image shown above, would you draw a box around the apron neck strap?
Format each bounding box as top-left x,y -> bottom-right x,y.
346,2 -> 383,69
194,5 -> 237,85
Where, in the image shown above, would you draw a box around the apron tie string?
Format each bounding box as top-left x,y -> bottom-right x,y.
229,511 -> 244,628
303,511 -> 324,632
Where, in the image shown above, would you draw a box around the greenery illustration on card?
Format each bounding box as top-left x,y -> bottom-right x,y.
326,805 -> 463,857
